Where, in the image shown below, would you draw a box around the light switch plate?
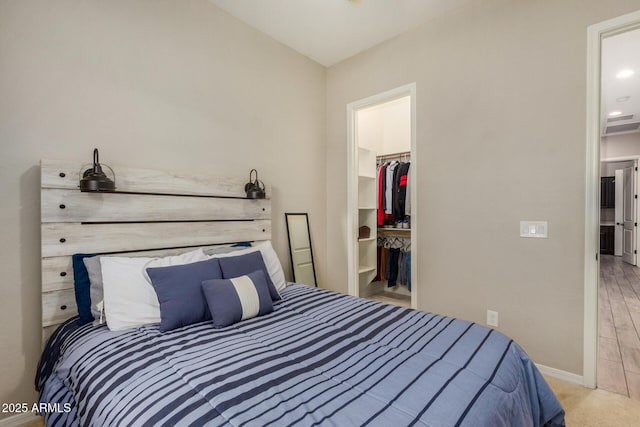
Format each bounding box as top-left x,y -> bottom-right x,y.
520,221 -> 548,238
487,310 -> 499,327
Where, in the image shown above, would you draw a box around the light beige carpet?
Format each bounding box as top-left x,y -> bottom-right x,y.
546,376 -> 640,426
20,377 -> 640,426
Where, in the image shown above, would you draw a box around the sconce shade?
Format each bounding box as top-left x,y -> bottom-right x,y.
244,169 -> 266,199
79,148 -> 116,192
246,186 -> 266,199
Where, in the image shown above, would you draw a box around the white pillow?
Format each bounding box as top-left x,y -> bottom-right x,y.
101,257 -> 159,331
144,248 -> 208,276
100,249 -> 207,331
208,241 -> 286,292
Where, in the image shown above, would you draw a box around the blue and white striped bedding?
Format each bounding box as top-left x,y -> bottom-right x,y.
36,284 -> 565,426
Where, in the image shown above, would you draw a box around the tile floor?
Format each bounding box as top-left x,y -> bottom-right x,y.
598,255 -> 640,399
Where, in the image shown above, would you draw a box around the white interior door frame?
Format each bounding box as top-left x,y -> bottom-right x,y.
585,10 -> 640,389
347,83 -> 417,308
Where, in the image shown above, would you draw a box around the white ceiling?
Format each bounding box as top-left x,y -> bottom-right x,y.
602,28 -> 640,124
208,0 -> 467,66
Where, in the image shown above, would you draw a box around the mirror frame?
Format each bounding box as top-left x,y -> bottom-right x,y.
285,212 -> 318,287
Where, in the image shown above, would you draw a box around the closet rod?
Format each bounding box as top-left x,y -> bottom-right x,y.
376,151 -> 411,160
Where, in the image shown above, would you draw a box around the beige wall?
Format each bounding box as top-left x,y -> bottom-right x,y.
326,0 -> 640,375
0,0 -> 325,415
357,97 -> 411,155
356,108 -> 383,152
601,132 -> 640,159
380,97 -> 411,155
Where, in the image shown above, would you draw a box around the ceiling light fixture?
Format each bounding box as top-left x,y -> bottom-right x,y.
609,111 -> 623,117
617,96 -> 631,102
616,69 -> 634,79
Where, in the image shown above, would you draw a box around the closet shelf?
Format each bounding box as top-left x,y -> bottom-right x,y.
358,206 -> 376,210
358,266 -> 376,274
358,174 -> 376,179
378,227 -> 411,232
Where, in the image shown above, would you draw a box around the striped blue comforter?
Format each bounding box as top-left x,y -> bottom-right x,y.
37,284 -> 565,426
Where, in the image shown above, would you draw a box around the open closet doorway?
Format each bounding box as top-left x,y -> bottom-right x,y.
587,15 -> 640,397
346,83 -> 417,309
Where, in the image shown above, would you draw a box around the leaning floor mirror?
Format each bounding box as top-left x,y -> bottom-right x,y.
285,213 -> 317,287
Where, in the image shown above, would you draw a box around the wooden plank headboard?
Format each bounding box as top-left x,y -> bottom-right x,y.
40,160 -> 271,344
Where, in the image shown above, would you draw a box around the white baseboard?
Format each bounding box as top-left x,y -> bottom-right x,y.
0,413 -> 41,427
536,363 -> 585,386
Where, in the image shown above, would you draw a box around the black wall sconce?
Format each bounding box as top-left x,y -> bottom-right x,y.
79,148 -> 116,192
244,169 -> 266,199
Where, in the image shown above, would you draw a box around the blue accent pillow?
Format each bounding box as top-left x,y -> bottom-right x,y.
146,258 -> 223,332
202,269 -> 273,328
218,251 -> 281,301
72,254 -> 96,326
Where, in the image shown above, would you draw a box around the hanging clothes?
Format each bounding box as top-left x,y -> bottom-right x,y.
379,246 -> 388,282
373,245 -> 382,282
376,157 -> 411,225
394,162 -> 410,221
391,165 -> 400,220
374,153 -> 412,292
396,250 -> 406,286
405,165 -> 411,218
387,248 -> 400,288
377,163 -> 387,226
384,161 -> 398,215
375,234 -> 411,292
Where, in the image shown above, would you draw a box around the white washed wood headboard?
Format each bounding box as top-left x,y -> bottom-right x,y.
41,159 -> 271,344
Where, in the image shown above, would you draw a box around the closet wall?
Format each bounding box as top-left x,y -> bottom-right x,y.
356,96 -> 412,300
358,97 -> 410,154
601,132 -> 640,159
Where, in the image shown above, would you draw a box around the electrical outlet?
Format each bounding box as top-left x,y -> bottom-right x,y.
487,310 -> 499,327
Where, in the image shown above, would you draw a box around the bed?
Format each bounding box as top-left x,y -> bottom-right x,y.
36,160 -> 565,426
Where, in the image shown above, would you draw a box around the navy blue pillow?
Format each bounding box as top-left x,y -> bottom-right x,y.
72,254 -> 96,326
218,251 -> 281,301
146,258 -> 223,332
202,269 -> 273,328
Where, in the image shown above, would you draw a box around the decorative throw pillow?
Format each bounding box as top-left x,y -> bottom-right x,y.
217,251 -> 281,300
208,241 -> 287,292
147,258 -> 223,332
72,254 -> 96,326
202,269 -> 273,328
